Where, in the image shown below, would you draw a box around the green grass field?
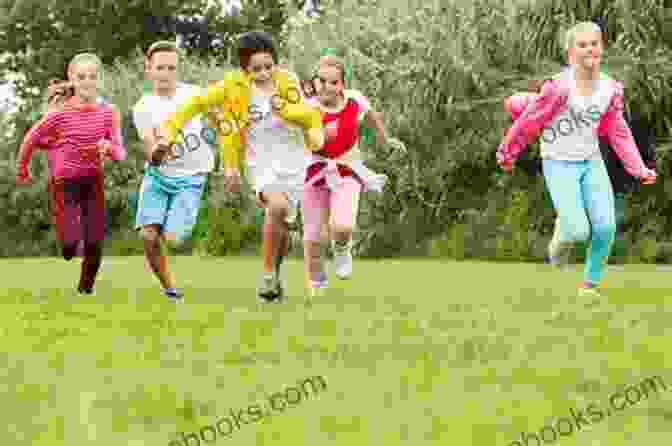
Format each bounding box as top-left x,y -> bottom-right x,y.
2,256 -> 671,445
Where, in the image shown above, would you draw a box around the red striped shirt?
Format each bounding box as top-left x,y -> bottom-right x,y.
19,102 -> 126,179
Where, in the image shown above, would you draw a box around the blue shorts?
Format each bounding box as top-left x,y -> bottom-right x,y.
135,167 -> 206,242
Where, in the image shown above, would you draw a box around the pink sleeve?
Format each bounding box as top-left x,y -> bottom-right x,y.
106,107 -> 126,161
597,82 -> 648,179
505,94 -> 536,121
18,113 -> 59,168
497,80 -> 567,165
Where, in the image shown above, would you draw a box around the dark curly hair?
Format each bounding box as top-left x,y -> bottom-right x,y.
237,30 -> 277,69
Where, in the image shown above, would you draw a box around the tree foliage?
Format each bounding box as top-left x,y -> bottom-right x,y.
1,0 -> 671,260
284,0 -> 672,257
0,0 -> 288,105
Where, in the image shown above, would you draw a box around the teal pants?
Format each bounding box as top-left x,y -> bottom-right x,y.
543,158 -> 616,285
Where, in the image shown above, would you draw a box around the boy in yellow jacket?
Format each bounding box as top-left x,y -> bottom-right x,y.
158,31 -> 323,302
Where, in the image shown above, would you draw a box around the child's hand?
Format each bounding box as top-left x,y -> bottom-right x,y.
224,168 -> 241,193
641,169 -> 657,184
97,139 -> 112,160
271,95 -> 286,112
16,166 -> 32,185
499,160 -> 515,172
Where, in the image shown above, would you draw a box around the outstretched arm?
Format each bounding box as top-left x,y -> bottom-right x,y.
626,110 -> 656,169
364,110 -> 388,145
16,113 -> 59,180
161,81 -> 234,145
599,83 -> 654,181
497,80 -> 565,169
504,93 -> 538,122
106,105 -> 126,161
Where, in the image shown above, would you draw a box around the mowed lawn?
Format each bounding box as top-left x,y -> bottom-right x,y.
1,256 -> 671,446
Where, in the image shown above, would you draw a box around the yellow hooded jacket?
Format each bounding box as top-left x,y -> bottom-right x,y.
162,69 -> 324,170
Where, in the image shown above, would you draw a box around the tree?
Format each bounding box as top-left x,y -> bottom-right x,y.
145,0 -> 288,60
284,0 -> 672,257
0,0 -> 288,107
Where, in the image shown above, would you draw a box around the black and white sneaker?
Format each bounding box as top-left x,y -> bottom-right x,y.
77,287 -> 93,295
258,272 -> 284,302
164,288 -> 184,303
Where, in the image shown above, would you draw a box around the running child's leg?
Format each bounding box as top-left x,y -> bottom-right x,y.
78,174 -> 105,293
330,176 -> 361,279
159,175 -> 206,301
303,184 -> 330,292
580,159 -> 615,288
135,173 -> 177,298
163,175 -> 206,245
261,192 -> 289,271
542,159 -> 591,262
258,191 -> 289,300
276,190 -> 300,276
52,178 -> 83,261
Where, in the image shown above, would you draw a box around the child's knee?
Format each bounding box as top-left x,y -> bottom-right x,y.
141,226 -> 161,244
303,222 -> 323,243
266,198 -> 288,220
592,221 -> 616,240
331,224 -> 354,240
560,219 -> 590,242
570,227 -> 590,242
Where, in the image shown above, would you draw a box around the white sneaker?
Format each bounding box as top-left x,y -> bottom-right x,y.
332,240 -> 353,279
578,287 -> 602,298
548,217 -> 571,268
307,272 -> 328,299
579,286 -> 603,308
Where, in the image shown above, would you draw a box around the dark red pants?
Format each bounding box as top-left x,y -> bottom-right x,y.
50,174 -> 106,246
49,173 -> 105,290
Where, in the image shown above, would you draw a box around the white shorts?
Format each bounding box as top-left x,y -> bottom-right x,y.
247,161 -> 304,225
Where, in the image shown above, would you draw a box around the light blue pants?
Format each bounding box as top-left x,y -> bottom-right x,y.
543,158 -> 615,285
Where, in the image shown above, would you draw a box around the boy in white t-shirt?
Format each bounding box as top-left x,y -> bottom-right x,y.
132,41 -> 216,302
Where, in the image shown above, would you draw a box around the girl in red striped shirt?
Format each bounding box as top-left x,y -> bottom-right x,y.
16,53 -> 126,295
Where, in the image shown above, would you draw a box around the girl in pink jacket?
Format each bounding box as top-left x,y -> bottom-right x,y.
16,53 -> 126,295
496,22 -> 656,299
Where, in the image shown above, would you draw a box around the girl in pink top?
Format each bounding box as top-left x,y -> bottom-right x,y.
496,22 -> 656,299
303,54 -> 401,297
16,53 -> 126,295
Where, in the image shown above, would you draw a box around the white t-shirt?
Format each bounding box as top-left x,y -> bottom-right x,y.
133,83 -> 215,177
540,70 -> 615,161
245,88 -> 308,191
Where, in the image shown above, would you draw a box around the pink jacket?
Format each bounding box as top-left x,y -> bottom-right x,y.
497,77 -> 651,179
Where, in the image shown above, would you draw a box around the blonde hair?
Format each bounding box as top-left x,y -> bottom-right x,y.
67,53 -> 102,78
564,21 -> 602,51
317,55 -> 346,82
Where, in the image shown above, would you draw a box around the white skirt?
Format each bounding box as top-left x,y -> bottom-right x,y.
246,158 -> 305,225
